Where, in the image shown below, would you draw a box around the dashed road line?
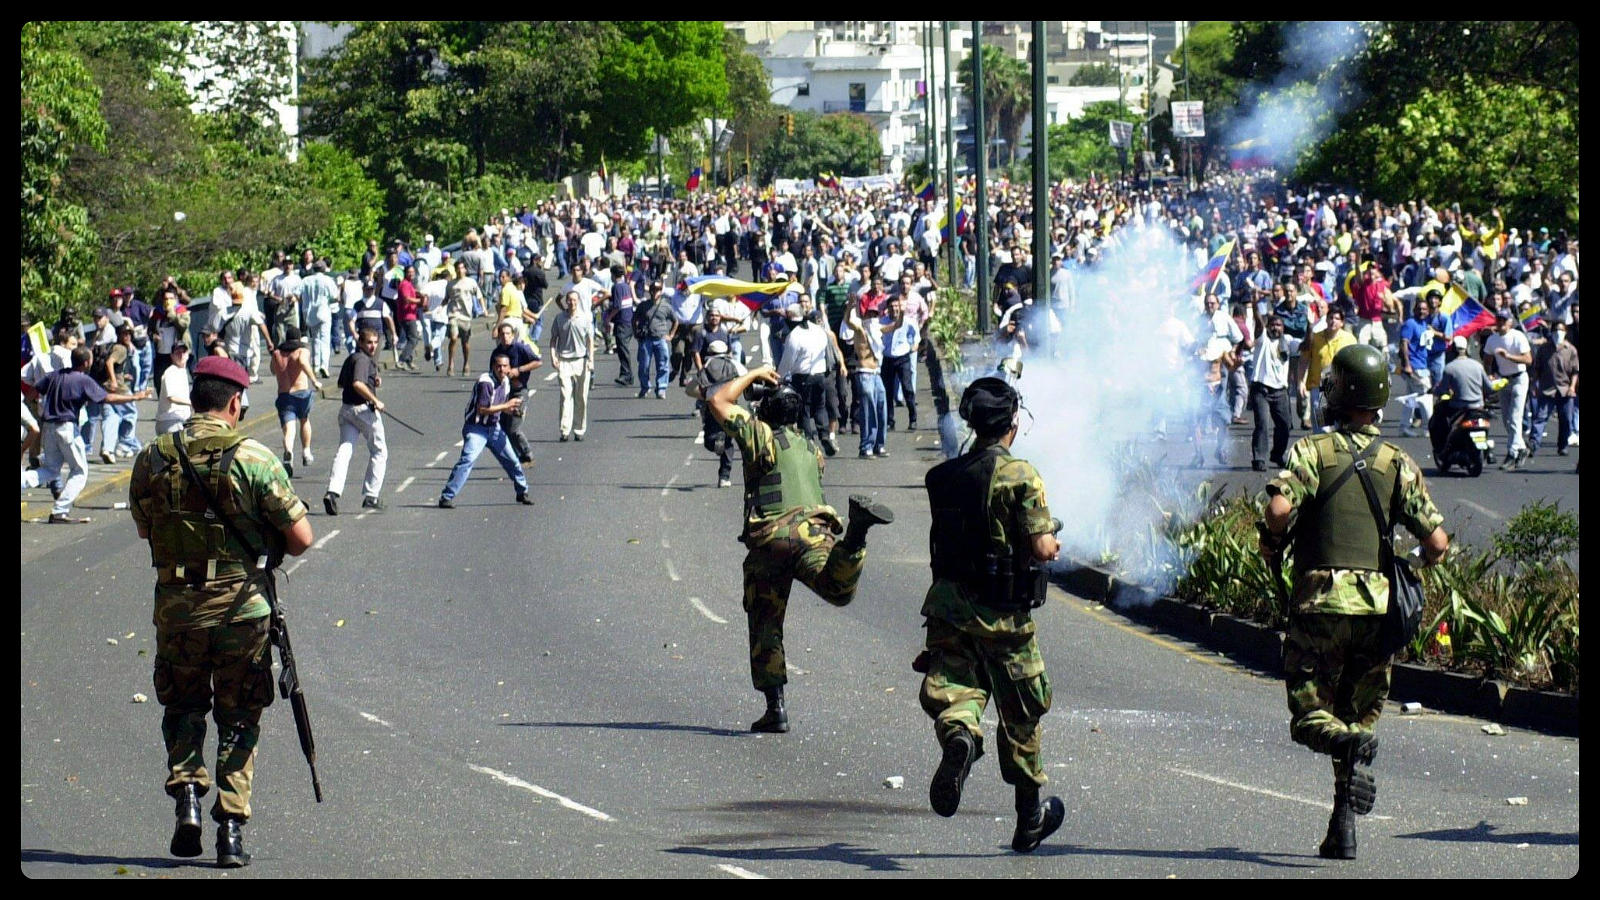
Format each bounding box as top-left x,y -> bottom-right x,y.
1170,767 -> 1330,811
660,474 -> 680,497
1457,499 -> 1506,521
429,450 -> 450,466
396,476 -> 416,493
716,864 -> 766,880
312,529 -> 341,550
689,597 -> 727,624
454,439 -> 464,447
359,712 -> 393,728
544,372 -> 558,382
665,560 -> 681,582
468,764 -> 614,822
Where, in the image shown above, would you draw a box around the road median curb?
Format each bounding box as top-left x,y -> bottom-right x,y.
1053,561 -> 1578,736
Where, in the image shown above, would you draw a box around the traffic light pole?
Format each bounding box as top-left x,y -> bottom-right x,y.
973,20 -> 990,334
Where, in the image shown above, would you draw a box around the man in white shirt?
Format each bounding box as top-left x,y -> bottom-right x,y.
156,343 -> 193,434
777,297 -> 835,454
418,234 -> 442,270
1483,309 -> 1534,468
1248,315 -> 1302,470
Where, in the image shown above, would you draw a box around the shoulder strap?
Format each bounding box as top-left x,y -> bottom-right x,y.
1350,439 -> 1398,566
170,436 -> 270,573
1290,431 -> 1382,543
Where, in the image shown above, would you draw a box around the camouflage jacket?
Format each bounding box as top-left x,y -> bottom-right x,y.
130,414 -> 308,631
1265,424 -> 1444,616
720,406 -> 841,547
923,446 -> 1053,634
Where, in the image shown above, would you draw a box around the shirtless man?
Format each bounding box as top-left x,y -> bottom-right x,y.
270,324 -> 324,477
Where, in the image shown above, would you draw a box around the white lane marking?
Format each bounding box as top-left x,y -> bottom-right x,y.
544,371 -> 558,382
284,559 -> 306,576
665,560 -> 681,582
692,432 -> 704,444
396,476 -> 416,494
660,474 -> 680,497
716,864 -> 766,880
685,457 -> 694,466
689,597 -> 727,624
312,529 -> 341,550
660,537 -> 671,549
1458,499 -> 1506,521
468,764 -> 614,822
454,439 -> 465,447
359,712 -> 393,728
430,450 -> 450,466
357,512 -> 369,521
1170,767 -> 1330,811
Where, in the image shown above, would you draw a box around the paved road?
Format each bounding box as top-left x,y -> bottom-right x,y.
20,341 -> 1579,878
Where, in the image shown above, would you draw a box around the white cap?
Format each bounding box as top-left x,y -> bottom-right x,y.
1451,335 -> 1468,352
424,234 -> 434,243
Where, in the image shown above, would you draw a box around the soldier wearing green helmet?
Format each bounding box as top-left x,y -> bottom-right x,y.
1258,343 -> 1450,860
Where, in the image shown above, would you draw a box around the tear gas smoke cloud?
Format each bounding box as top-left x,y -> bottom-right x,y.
1226,21 -> 1368,169
993,224 -> 1215,600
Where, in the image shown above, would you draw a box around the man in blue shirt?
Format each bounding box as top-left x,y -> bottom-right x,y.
493,323 -> 542,465
438,351 -> 532,508
21,345 -> 150,523
1396,291 -> 1451,435
879,295 -> 920,432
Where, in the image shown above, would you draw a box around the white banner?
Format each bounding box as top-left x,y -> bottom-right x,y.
1171,101 -> 1206,138
1108,120 -> 1134,148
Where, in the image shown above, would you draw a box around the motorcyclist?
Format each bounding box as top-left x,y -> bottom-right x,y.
1429,335 -> 1497,460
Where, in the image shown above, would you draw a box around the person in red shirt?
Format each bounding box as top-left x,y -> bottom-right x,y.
858,275 -> 889,319
1353,264 -> 1391,350
396,265 -> 423,371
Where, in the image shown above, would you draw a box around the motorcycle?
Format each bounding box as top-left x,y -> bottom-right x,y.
1433,402 -> 1494,477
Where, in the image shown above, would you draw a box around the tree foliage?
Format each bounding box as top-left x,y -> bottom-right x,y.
757,112 -> 880,183
20,22 -> 107,322
1068,63 -> 1120,87
959,44 -> 1030,166
1046,101 -> 1136,182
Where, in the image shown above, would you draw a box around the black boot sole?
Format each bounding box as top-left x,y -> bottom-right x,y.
750,710 -> 788,733
1318,832 -> 1357,860
930,735 -> 974,817
1344,732 -> 1379,815
170,821 -> 203,858
217,851 -> 251,869
848,494 -> 895,526
1012,796 -> 1066,852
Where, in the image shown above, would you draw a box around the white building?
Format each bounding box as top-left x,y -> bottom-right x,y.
754,26 -> 969,177
179,21 -> 301,158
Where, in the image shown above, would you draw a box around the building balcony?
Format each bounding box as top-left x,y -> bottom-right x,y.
822,100 -> 893,115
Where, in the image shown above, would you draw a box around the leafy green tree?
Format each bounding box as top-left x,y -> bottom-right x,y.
959,44 -> 1030,167
580,22 -> 728,166
756,112 -> 880,183
1170,21 -> 1239,168
1068,63 -> 1120,87
185,21 -> 297,152
302,143 -> 384,271
20,22 -> 106,322
1045,101 -> 1136,181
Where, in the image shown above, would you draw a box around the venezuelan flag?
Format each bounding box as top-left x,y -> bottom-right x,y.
1519,305 -> 1545,330
940,196 -> 966,240
915,179 -> 935,201
686,167 -> 702,191
1270,224 -> 1291,251
817,171 -> 839,191
1190,239 -> 1236,293
1436,284 -> 1495,338
684,275 -> 794,313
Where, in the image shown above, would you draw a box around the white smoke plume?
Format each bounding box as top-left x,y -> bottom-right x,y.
989,224 -> 1215,600
1225,21 -> 1369,169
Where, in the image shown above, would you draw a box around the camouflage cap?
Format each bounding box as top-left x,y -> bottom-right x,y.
193,355 -> 251,390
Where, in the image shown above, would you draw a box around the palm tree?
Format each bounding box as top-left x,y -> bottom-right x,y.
959,44 -> 1030,167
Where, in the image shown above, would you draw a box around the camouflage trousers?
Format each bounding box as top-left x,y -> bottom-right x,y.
154,616 -> 274,822
742,520 -> 866,689
1284,614 -> 1391,755
919,616 -> 1052,787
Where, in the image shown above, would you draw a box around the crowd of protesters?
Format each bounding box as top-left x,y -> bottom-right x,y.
21,164 -> 1578,522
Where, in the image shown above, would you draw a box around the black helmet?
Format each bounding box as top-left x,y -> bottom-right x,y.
1321,344 -> 1390,413
959,377 -> 1020,437
747,380 -> 804,428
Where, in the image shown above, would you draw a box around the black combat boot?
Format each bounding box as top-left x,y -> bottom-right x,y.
1319,782 -> 1358,860
1011,783 -> 1066,853
1331,730 -> 1378,815
169,784 -> 203,858
839,495 -> 895,553
216,817 -> 251,868
750,685 -> 788,733
929,730 -> 975,817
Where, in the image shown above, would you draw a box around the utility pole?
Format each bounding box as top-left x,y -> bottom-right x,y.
1182,19 -> 1192,189
973,20 -> 990,333
942,21 -> 958,291
924,22 -> 937,188
1031,19 -> 1049,345
1146,20 -> 1154,192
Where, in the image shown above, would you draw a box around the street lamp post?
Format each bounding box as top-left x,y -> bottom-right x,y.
973,20 -> 990,334
942,21 -> 958,292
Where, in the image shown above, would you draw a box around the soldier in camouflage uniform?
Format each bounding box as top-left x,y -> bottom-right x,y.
130,355 -> 314,867
1261,344 -> 1449,860
919,377 -> 1066,853
708,364 -> 894,733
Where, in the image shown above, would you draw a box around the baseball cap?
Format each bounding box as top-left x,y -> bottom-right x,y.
1450,335 -> 1468,352
424,234 -> 434,243
109,288 -> 123,298
193,354 -> 251,389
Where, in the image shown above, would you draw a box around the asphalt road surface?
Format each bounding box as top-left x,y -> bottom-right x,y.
20,341 -> 1579,878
